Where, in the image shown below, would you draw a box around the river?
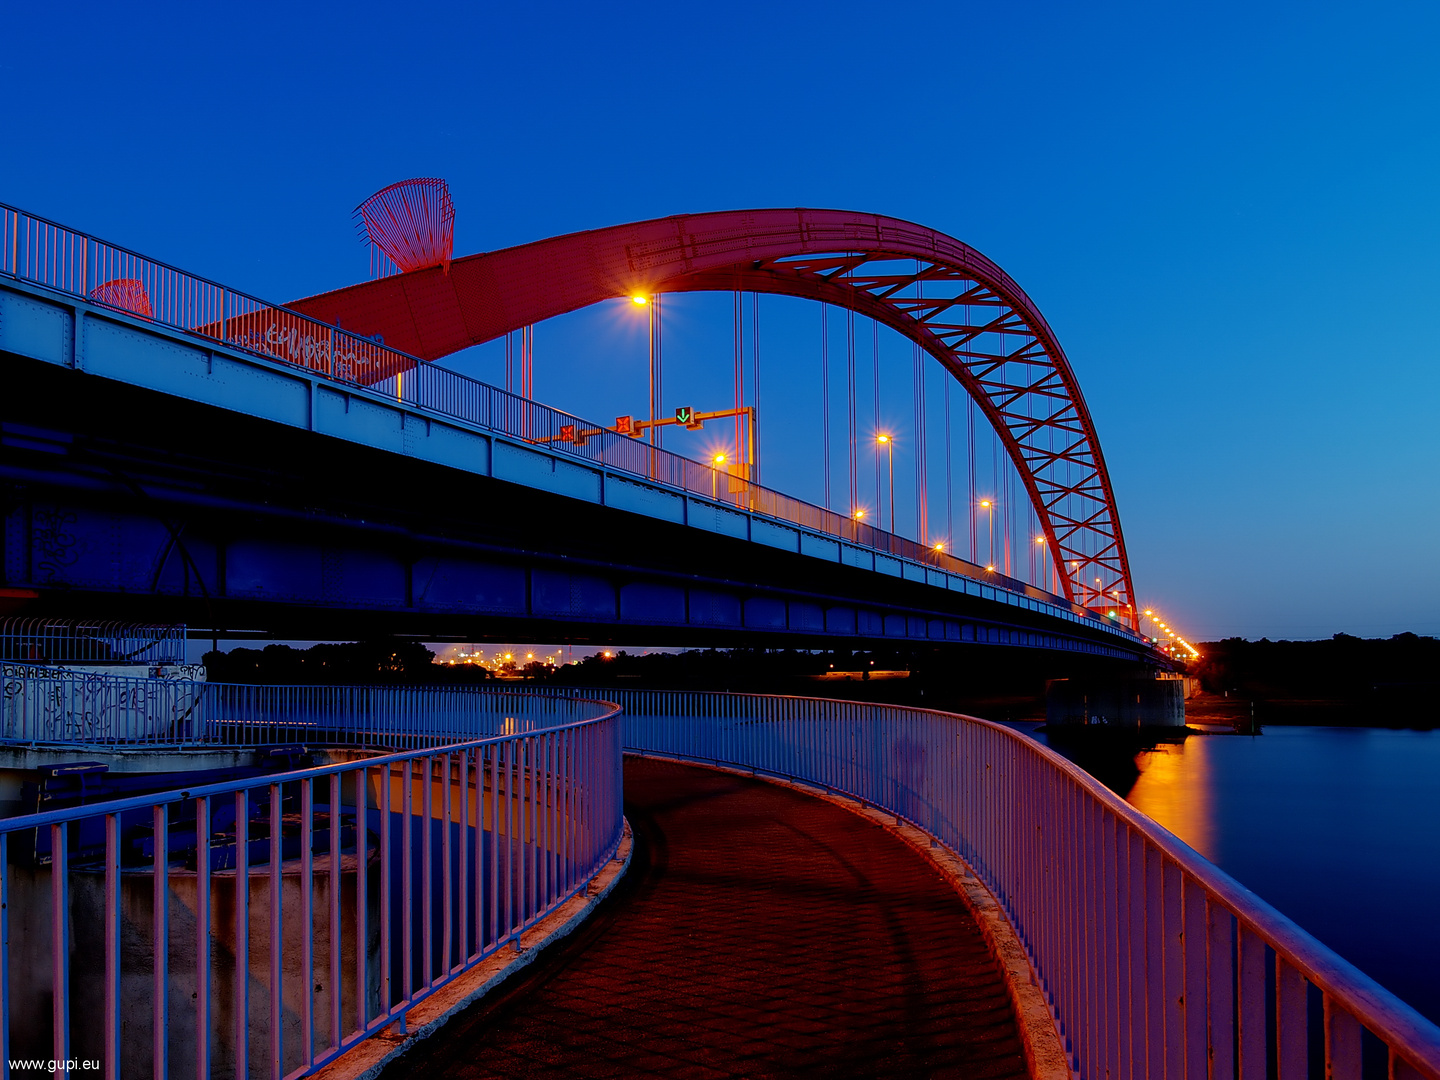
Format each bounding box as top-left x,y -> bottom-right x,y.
1011,723 -> 1440,1025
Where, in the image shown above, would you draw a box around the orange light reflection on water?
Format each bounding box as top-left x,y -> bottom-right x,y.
1126,738 -> 1216,861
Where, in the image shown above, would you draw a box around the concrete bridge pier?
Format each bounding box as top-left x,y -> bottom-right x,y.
1044,673 -> 1187,728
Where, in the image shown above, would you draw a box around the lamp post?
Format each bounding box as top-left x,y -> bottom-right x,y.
632,293 -> 658,477
876,434 -> 894,531
712,452 -> 727,499
980,500 -> 994,570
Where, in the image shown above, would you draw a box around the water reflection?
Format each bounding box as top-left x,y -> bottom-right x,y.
1011,723 -> 1440,1025
1127,738 -> 1215,860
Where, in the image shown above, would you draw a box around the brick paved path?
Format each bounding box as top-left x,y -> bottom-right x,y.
385,757 -> 1029,1079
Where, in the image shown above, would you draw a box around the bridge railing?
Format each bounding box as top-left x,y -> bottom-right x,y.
609,689 -> 1440,1080
0,670 -> 608,749
0,695 -> 624,1079
1,202 -> 1140,642
0,618 -> 188,665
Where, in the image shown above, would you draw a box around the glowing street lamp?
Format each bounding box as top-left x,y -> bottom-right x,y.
712,452 -> 727,498
876,434 -> 895,531
979,499 -> 994,569
630,293 -> 660,474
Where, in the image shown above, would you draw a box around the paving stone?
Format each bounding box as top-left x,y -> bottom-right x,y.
384,758 -> 1029,1079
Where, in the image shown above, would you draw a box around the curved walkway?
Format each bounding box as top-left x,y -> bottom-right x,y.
385,757 -> 1030,1079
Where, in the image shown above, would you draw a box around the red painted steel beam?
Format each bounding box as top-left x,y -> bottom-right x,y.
287,209 -> 1137,625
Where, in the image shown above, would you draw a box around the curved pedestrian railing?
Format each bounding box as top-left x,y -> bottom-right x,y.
606,689 -> 1440,1080
0,691 -> 624,1079
0,670 -> 591,748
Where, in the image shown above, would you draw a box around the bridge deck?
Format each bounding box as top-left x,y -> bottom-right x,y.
385,757 -> 1029,1079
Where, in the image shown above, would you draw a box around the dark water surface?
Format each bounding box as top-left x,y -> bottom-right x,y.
1011,723 -> 1440,1025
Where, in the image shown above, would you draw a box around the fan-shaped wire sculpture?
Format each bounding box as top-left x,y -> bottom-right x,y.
353,178 -> 455,275
88,278 -> 153,317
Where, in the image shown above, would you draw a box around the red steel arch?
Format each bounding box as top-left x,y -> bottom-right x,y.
288,209 -> 1137,625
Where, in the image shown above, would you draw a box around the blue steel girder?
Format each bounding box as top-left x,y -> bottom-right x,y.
0,472 -> 1142,661
0,307 -> 1152,658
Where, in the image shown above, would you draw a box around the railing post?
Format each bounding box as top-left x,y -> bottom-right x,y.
153,805 -> 168,1080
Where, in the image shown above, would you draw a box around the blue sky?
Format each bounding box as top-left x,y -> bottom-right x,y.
6,1 -> 1440,641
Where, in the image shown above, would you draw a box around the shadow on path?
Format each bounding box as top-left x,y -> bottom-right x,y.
382,757 -> 1029,1079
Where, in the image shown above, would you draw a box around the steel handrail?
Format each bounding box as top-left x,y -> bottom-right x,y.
0,709 -> 619,836
0,670 -> 612,748
0,694 -> 625,1079
610,688 -> 1440,1079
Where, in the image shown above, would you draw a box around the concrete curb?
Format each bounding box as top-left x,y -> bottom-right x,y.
313,819 -> 633,1080
633,755 -> 1073,1080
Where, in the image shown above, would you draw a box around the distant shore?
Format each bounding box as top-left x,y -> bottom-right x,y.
1192,634 -> 1439,728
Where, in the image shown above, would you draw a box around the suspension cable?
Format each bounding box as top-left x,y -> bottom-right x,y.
821,302 -> 831,510
734,287 -> 743,467
847,305 -> 857,516
968,395 -> 977,563
945,377 -> 953,550
872,318 -> 881,523
752,291 -> 760,484
913,264 -> 927,545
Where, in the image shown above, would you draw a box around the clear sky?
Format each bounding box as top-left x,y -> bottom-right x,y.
6,1 -> 1439,642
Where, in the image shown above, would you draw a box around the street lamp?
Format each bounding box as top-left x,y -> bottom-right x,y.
631,293 -> 659,476
876,434 -> 894,531
712,452 -> 727,499
979,499 -> 994,570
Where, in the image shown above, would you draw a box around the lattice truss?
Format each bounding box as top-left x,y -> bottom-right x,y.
750,252 -> 1135,623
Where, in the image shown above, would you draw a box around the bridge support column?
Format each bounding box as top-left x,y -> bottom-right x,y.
1045,675 -> 1186,729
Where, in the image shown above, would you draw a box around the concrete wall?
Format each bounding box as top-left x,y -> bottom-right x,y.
1,663 -> 208,744
1044,676 -> 1186,728
7,858 -> 381,1078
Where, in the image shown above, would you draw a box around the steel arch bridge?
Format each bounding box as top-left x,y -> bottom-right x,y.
288,209 -> 1137,626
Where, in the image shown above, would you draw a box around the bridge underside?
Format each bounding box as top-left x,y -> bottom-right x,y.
2,356 -> 1146,662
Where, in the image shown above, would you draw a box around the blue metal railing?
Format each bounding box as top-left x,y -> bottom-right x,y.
0,690 -> 624,1079
0,618 -> 187,665
607,689 -> 1440,1080
0,669 -> 605,748
8,679 -> 1436,1076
